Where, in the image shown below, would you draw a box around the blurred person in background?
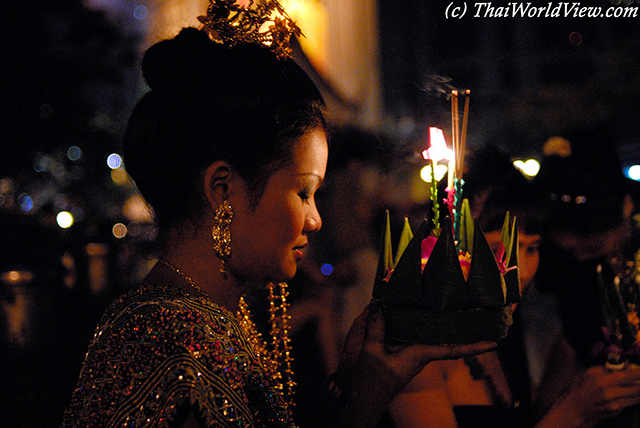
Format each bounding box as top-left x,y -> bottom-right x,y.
387,145 -> 640,428
533,127 -> 640,427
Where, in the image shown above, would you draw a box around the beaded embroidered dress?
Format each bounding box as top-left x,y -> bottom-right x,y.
62,283 -> 296,428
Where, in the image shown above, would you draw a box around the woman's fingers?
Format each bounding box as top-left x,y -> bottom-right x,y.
415,342 -> 498,361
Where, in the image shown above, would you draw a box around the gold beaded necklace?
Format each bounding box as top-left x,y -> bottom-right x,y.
158,258 -> 207,296
157,258 -> 296,408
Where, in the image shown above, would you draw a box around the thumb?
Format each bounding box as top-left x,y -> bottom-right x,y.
363,299 -> 386,349
338,301 -> 374,373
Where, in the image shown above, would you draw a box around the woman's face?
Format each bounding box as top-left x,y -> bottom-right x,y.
485,230 -> 541,293
229,128 -> 328,283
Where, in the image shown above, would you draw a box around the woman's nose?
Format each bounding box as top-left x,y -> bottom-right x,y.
305,206 -> 322,233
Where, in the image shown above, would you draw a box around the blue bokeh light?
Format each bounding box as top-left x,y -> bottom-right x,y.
320,263 -> 334,276
133,5 -> 147,21
19,195 -> 34,212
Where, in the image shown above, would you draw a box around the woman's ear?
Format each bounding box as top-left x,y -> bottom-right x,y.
203,161 -> 232,210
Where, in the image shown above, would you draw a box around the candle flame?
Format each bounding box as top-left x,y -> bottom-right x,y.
422,127 -> 453,162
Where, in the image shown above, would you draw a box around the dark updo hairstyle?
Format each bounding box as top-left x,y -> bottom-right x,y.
123,28 -> 326,236
534,127 -> 628,235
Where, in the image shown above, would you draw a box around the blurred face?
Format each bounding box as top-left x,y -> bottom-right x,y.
549,226 -> 627,262
229,128 -> 327,283
485,230 -> 541,293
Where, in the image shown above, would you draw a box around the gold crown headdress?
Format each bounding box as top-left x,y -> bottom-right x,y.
198,0 -> 302,60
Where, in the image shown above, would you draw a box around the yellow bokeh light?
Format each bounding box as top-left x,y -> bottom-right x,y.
280,0 -> 328,73
111,168 -> 130,185
420,164 -> 449,183
123,194 -> 154,222
112,223 -> 128,239
513,159 -> 540,177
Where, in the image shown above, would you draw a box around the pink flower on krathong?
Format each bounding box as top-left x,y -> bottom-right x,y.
420,236 -> 471,280
494,241 -> 517,275
443,187 -> 456,222
421,236 -> 438,272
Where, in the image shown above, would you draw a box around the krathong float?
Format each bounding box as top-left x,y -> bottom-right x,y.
373,91 -> 521,344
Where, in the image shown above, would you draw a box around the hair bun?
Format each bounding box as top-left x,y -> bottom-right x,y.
142,27 -> 219,92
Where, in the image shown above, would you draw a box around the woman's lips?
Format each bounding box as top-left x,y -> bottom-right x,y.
293,245 -> 306,260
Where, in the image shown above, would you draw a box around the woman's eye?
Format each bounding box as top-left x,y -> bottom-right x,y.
299,191 -> 311,201
527,244 -> 540,255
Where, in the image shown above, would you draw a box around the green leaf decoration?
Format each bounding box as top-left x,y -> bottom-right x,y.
504,217 -> 521,304
429,160 -> 440,232
501,212 -> 514,267
373,210 -> 394,298
395,217 -> 414,266
383,210 -> 394,270
459,198 -> 474,253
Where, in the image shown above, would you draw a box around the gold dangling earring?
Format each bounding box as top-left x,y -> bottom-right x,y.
212,200 -> 233,276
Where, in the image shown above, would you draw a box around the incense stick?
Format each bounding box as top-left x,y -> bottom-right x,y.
459,90 -> 470,177
451,90 -> 459,189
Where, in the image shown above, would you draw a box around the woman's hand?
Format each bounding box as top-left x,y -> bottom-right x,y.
540,365 -> 640,428
333,300 -> 496,428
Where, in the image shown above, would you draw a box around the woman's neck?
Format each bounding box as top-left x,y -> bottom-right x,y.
154,232 -> 246,311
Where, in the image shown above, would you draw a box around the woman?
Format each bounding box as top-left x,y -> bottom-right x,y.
387,147 -> 640,428
62,4 -> 492,427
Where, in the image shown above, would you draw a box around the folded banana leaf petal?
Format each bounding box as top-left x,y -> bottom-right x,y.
373,210 -> 394,298
395,217 -> 414,266
466,220 -> 507,308
378,220 -> 430,306
374,209 -> 517,344
421,216 -> 469,311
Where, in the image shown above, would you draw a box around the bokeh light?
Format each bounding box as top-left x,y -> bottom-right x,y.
67,146 -> 82,161
513,159 -> 540,177
112,223 -> 128,239
569,31 -> 582,46
321,263 -> 334,276
420,164 -> 448,183
111,168 -> 130,185
56,211 -> 74,229
18,194 -> 34,212
123,194 -> 153,222
628,165 -> 640,181
107,153 -> 122,169
133,5 -> 147,20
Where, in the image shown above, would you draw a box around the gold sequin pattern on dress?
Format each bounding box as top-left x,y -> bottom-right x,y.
62,284 -> 296,428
